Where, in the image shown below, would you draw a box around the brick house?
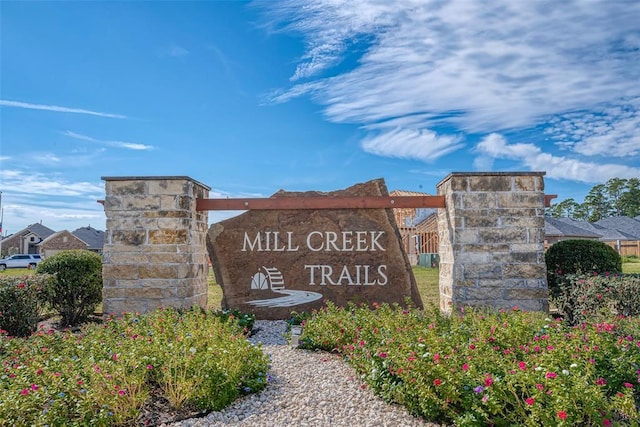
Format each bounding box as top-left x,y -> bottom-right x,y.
0,223 -> 55,256
37,230 -> 88,258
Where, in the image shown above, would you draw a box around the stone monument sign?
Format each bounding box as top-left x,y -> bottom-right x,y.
206,179 -> 423,319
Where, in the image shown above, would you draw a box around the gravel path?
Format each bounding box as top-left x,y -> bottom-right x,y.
165,320 -> 437,427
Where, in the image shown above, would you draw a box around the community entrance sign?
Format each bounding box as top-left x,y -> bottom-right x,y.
206,179 -> 424,319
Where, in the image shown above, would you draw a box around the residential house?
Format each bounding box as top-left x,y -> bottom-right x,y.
0,223 -> 56,257
389,190 -> 437,266
72,226 -> 105,254
544,217 -> 601,247
38,230 -> 88,258
594,216 -> 640,256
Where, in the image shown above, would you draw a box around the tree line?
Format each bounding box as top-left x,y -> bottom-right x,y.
547,178 -> 640,222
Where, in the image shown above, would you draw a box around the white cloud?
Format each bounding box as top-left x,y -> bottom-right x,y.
261,0 -> 640,175
0,169 -> 104,196
476,133 -> 640,183
62,131 -> 155,151
361,127 -> 463,162
159,43 -> 189,58
0,170 -> 106,233
545,99 -> 640,157
0,100 -> 127,119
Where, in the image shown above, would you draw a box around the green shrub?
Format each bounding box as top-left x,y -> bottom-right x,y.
36,250 -> 103,326
300,303 -> 639,426
0,275 -> 52,337
546,240 -> 622,295
551,273 -> 640,324
211,308 -> 256,333
0,307 -> 270,425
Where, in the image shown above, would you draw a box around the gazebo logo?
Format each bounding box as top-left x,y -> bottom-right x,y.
248,266 -> 323,308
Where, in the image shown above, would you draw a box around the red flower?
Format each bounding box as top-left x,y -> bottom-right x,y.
596,377 -> 607,386
525,397 -> 535,406
18,283 -> 25,289
433,378 -> 442,386
603,419 -> 611,427
484,376 -> 493,387
546,372 -> 557,379
557,411 -> 567,420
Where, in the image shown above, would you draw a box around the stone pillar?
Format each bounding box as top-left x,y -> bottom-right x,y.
436,172 -> 548,313
101,176 -> 210,315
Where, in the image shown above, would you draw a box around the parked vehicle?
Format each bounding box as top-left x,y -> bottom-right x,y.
0,254 -> 43,270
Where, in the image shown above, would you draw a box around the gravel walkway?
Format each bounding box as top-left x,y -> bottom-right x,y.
165,320 -> 437,427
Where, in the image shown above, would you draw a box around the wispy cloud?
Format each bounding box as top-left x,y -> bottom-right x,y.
261,0 -> 640,178
475,133 -> 640,183
0,169 -> 104,197
361,127 -> 463,162
62,131 -> 155,151
159,43 -> 189,58
0,100 -> 127,119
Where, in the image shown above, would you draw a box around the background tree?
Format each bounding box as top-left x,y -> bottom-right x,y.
583,184 -> 610,222
547,177 -> 640,221
619,178 -> 640,217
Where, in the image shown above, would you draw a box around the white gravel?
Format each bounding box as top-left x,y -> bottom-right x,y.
165,320 -> 438,427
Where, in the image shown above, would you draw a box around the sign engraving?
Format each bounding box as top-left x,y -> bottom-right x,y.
207,179 -> 423,320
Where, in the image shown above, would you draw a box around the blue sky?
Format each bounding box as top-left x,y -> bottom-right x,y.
1,0 -> 639,235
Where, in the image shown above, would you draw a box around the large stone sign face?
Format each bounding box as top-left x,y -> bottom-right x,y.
206,179 -> 423,320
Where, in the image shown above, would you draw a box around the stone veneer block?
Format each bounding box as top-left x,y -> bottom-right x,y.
101,176 -> 210,315
436,172 -> 548,313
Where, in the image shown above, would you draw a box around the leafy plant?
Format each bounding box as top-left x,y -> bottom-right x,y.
36,250 -> 103,326
0,307 -> 270,425
0,275 -> 52,337
300,303 -> 639,426
546,239 -> 622,295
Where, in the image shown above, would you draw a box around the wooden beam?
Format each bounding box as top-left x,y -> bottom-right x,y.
545,194 -> 557,208
196,195 -> 447,211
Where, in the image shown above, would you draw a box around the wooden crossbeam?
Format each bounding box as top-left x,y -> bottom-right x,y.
196,195 -> 447,211
545,194 -> 557,207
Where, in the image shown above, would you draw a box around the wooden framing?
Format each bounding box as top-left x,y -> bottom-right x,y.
196,195 -> 446,211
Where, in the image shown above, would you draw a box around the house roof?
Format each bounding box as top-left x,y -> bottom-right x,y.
555,217 -> 636,241
24,223 -> 56,239
594,216 -> 640,239
389,190 -> 433,197
544,217 -> 600,238
72,226 -> 105,250
37,230 -> 88,247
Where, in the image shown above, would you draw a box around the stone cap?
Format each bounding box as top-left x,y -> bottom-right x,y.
437,171 -> 546,188
101,176 -> 211,191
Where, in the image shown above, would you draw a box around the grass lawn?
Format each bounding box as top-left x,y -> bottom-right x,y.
623,261 -> 640,274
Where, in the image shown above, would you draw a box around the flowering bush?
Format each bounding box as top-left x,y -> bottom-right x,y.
0,307 -> 270,425
300,302 -> 639,426
0,275 -> 52,337
551,273 -> 640,325
546,239 -> 622,296
36,250 -> 103,326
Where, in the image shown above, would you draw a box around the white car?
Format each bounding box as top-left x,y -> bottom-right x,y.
0,254 -> 43,270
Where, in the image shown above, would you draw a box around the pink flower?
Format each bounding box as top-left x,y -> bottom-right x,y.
546,372 -> 557,379
525,397 -> 535,406
484,376 -> 493,387
378,352 -> 387,359
462,363 -> 469,371
118,390 -> 125,396
603,419 -> 611,427
535,383 -> 544,391
433,353 -> 440,362
30,384 -> 39,391
624,382 -> 634,388
557,411 -> 567,420
146,364 -> 153,370
20,388 -> 29,395
433,378 -> 442,386
596,377 -> 607,386
518,361 -> 527,371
